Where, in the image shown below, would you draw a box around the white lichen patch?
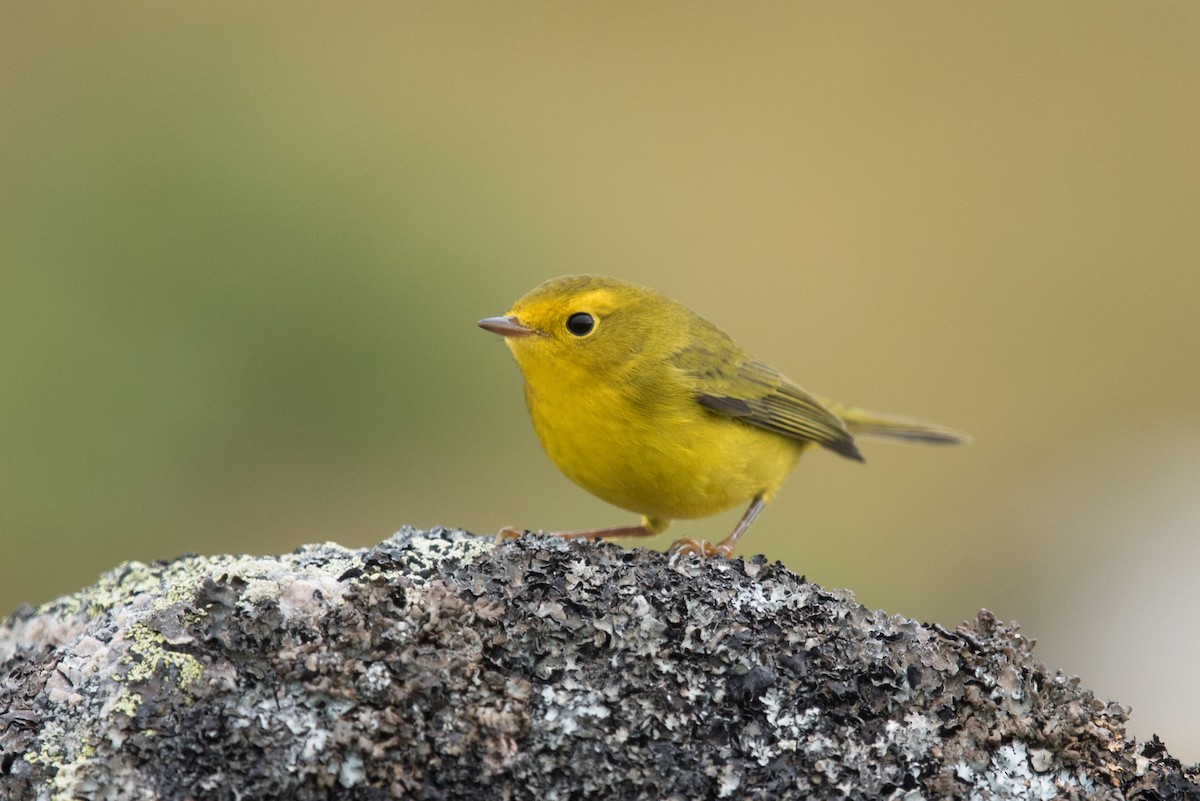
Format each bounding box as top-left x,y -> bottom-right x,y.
539,686 -> 613,745
717,761 -> 743,798
206,550 -> 358,610
882,712 -> 939,755
955,741 -> 1095,800
729,578 -> 812,616
400,529 -> 495,584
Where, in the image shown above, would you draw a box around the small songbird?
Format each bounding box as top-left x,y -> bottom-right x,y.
479,275 -> 969,557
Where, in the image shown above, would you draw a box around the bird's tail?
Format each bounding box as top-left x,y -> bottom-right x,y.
816,397 -> 972,446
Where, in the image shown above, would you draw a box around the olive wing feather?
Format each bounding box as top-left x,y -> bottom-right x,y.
671,344 -> 864,462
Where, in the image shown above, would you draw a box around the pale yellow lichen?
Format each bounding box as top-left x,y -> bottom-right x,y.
121,622 -> 203,689
110,690 -> 143,719
25,728 -> 99,801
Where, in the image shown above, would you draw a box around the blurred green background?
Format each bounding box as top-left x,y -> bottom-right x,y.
3,3 -> 1198,760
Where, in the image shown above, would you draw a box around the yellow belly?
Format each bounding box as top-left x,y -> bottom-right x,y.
526,378 -> 806,522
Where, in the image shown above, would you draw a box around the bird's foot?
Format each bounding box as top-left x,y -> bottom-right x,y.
494,526 -> 528,543
669,537 -> 734,559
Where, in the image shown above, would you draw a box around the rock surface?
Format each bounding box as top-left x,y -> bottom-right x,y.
1,527 -> 1197,800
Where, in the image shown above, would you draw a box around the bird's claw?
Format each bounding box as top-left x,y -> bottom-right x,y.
669,537 -> 734,559
494,526 -> 527,543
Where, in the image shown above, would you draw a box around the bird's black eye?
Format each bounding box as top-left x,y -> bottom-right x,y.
566,312 -> 595,336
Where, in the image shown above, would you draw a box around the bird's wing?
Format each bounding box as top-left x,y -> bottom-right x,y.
671,344 -> 863,462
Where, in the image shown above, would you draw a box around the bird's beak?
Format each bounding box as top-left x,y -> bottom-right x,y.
478,315 -> 538,338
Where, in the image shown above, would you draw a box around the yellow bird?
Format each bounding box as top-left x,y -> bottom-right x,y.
479,275 -> 968,557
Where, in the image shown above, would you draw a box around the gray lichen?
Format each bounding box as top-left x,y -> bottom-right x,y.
1,527 -> 1197,800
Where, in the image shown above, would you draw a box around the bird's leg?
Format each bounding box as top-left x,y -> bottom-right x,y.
671,496 -> 766,558
717,495 -> 766,554
498,516 -> 670,544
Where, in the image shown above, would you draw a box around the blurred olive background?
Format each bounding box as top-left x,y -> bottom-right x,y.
3,3 -> 1198,760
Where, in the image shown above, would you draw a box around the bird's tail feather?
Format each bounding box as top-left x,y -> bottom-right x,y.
816,397 -> 972,446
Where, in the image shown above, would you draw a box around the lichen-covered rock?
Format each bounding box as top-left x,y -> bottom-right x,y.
1,527 -> 1196,800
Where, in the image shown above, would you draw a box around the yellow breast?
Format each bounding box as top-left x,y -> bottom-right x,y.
522,363 -> 805,522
